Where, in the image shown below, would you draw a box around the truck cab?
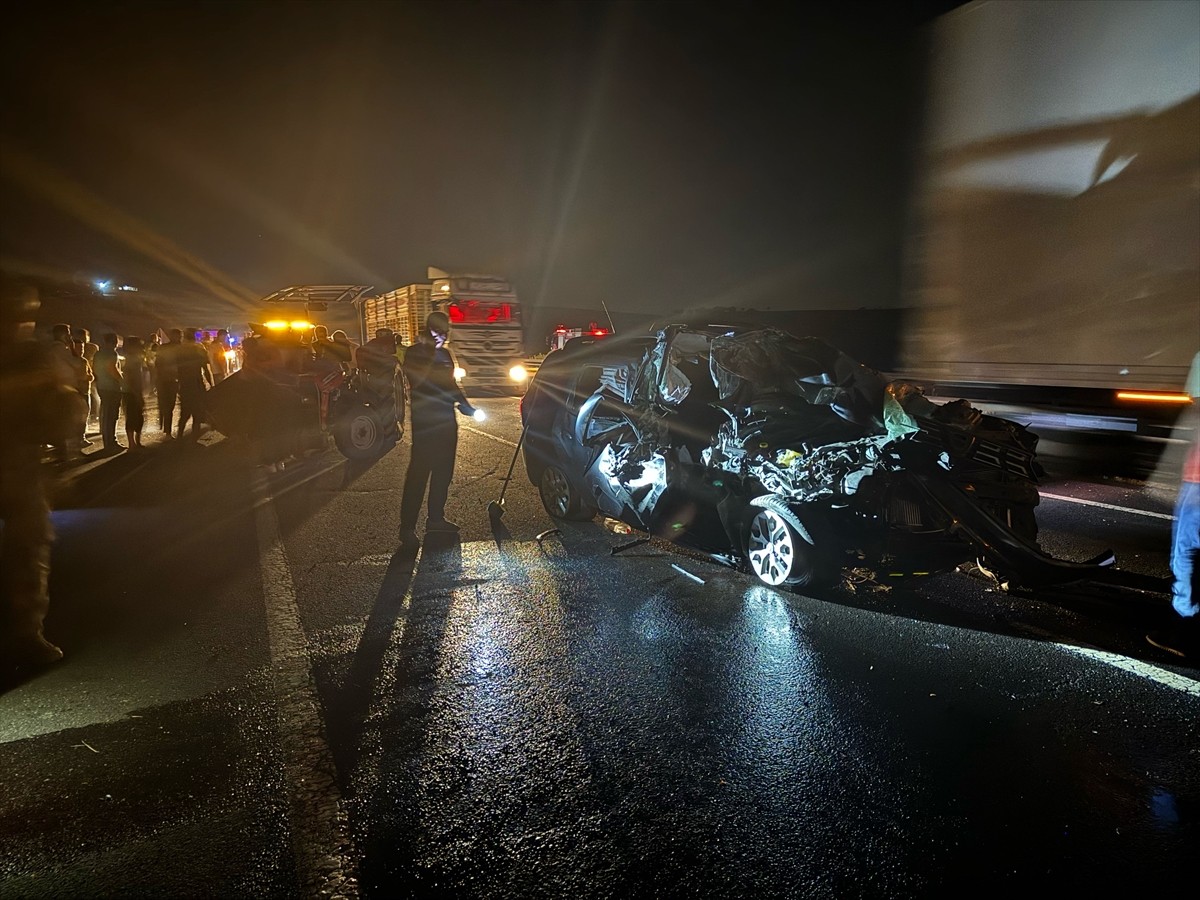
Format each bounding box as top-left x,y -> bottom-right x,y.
429,270 -> 529,395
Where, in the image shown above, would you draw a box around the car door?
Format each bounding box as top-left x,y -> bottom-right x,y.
575,332 -> 699,530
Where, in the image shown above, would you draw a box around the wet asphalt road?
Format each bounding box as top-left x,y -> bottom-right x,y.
1,397 -> 1197,897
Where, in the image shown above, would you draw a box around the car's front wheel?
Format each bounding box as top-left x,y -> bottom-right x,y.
745,507 -> 830,589
538,464 -> 595,521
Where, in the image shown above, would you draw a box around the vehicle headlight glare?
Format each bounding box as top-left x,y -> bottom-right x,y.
473,409 -> 487,422
509,364 -> 529,382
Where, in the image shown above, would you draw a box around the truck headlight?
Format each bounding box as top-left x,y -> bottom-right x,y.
509,364 -> 529,382
453,366 -> 466,381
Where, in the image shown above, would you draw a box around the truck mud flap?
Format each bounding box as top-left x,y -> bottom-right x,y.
910,472 -> 1117,587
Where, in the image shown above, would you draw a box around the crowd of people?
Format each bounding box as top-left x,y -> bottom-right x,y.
31,318 -> 409,466
0,291 -> 254,672
40,324 -> 240,458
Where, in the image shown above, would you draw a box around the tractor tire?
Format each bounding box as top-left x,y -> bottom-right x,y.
333,405 -> 391,460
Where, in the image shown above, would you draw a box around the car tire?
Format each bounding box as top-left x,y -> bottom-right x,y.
744,507 -> 831,589
538,464 -> 595,521
333,406 -> 390,460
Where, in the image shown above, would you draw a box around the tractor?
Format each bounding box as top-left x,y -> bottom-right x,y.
205,285 -> 403,463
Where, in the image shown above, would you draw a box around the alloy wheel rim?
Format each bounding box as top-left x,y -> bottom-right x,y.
747,509 -> 795,586
542,467 -> 570,517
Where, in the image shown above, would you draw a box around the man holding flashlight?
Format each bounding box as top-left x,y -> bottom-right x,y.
399,310 -> 482,546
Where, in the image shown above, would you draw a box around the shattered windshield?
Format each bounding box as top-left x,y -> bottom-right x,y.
707,328 -> 889,429
648,330 -> 719,406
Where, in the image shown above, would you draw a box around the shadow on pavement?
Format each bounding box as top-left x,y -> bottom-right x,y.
319,531 -> 463,787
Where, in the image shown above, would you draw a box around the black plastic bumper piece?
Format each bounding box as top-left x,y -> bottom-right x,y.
911,472 -> 1120,588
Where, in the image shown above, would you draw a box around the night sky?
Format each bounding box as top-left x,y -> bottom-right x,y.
2,1 -> 954,332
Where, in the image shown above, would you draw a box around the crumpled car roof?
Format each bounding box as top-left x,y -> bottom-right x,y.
706,327 -> 890,430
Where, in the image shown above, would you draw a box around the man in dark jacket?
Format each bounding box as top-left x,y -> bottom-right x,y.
399,311 -> 479,546
176,328 -> 213,441
155,328 -> 183,436
93,332 -> 124,453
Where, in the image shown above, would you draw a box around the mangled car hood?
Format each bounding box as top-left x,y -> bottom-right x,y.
691,328 -> 1039,504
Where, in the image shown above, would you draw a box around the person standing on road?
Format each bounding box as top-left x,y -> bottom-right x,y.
94,332 -> 124,454
141,333 -> 156,395
146,332 -> 160,395
206,328 -> 230,383
176,328 -> 213,441
47,324 -> 85,461
121,335 -> 146,450
1147,350 -> 1200,659
0,279 -> 72,674
156,328 -> 183,437
399,311 -> 480,546
73,327 -> 100,430
69,337 -> 94,453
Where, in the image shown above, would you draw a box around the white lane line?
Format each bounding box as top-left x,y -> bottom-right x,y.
1054,643 -> 1200,696
671,563 -> 707,584
252,473 -> 359,898
1040,492 -> 1175,521
462,425 -> 519,449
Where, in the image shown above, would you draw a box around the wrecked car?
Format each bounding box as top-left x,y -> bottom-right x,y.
521,324 -> 1115,590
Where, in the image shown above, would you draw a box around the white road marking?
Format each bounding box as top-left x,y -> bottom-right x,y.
671,563 -> 707,584
252,473 -> 359,898
1039,491 -> 1175,521
462,425 -> 519,449
1054,643 -> 1200,696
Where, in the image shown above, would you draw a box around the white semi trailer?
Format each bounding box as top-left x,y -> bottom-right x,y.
902,0 -> 1199,439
